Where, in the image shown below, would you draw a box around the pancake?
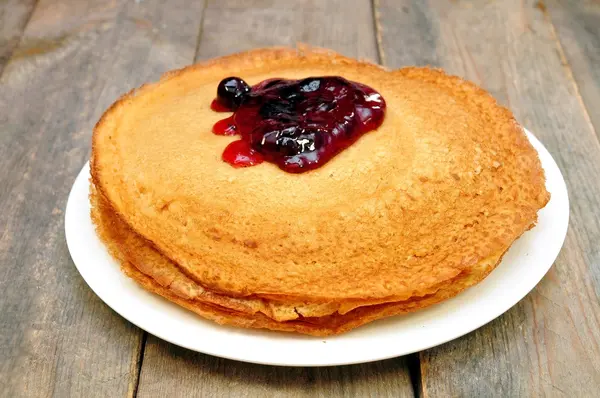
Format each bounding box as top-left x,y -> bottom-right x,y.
91,187 -> 500,322
90,46 -> 549,335
91,187 -> 501,335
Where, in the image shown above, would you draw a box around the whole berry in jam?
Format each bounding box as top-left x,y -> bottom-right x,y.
216,77 -> 251,109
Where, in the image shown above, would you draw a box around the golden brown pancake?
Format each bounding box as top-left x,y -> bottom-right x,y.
91,187 -> 501,324
91,187 -> 502,335
90,46 -> 549,335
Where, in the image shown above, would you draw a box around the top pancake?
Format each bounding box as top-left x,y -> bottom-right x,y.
91,46 -> 549,301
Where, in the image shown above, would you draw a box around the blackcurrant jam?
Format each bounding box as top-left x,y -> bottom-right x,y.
211,76 -> 386,173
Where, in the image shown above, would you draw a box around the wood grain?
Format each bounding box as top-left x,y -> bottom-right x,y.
0,0 -> 202,396
138,337 -> 412,398
545,0 -> 600,140
2,0 -> 598,396
0,0 -> 37,75
136,1 -> 413,397
376,0 -> 600,396
195,0 -> 379,62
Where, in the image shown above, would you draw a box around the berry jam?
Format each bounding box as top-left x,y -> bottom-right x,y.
211,76 -> 386,173
210,99 -> 232,112
212,115 -> 237,135
222,140 -> 264,167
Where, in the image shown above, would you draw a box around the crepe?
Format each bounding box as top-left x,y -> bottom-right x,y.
91,187 -> 502,335
90,46 -> 549,335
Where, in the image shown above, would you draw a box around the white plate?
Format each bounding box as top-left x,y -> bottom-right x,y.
65,130 -> 569,367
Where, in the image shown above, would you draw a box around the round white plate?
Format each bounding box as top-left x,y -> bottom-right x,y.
65,130 -> 569,367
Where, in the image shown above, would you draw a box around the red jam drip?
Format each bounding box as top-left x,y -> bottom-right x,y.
212,115 -> 237,135
211,76 -> 386,173
222,140 -> 264,167
210,99 -> 231,112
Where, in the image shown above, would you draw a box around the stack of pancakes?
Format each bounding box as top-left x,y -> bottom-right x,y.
91,47 -> 549,336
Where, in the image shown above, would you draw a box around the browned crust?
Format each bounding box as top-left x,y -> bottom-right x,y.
120,259 -> 495,336
116,242 -> 501,336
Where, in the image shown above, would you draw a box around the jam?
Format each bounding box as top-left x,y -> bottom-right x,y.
211,76 -> 386,172
212,115 -> 237,135
210,99 -> 232,112
222,140 -> 264,167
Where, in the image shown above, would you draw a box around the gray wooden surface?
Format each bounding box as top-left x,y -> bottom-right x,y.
1,0 -> 598,396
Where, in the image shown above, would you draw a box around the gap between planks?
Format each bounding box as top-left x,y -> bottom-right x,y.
129,332 -> 148,398
541,2 -> 600,146
371,0 -> 385,65
193,0 -> 210,62
0,0 -> 40,78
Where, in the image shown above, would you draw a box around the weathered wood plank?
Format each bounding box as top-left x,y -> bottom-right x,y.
196,0 -> 379,62
138,338 -> 412,398
0,0 -> 37,75
376,0 -> 600,396
136,1 -> 413,396
0,0 -> 202,396
544,0 -> 600,140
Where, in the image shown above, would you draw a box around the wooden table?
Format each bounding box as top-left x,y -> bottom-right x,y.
1,0 -> 599,396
